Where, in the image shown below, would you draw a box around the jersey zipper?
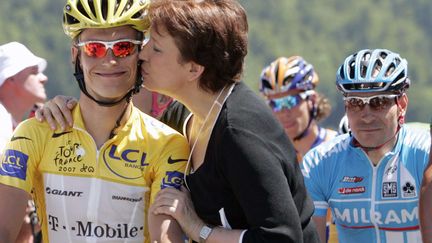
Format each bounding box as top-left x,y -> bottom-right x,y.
359,148 -> 382,243
74,126 -> 104,223
370,164 -> 380,243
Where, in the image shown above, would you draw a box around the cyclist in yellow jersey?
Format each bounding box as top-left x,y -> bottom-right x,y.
0,0 -> 189,242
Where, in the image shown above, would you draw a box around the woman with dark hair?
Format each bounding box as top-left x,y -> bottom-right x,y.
141,1 -> 318,242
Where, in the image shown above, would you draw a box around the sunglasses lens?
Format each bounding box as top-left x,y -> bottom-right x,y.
345,96 -> 395,111
370,97 -> 392,110
269,95 -> 301,112
113,41 -> 136,58
83,42 -> 106,58
346,98 -> 364,111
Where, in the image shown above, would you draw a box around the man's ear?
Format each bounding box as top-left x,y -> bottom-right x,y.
71,46 -> 78,65
398,93 -> 409,117
307,93 -> 317,109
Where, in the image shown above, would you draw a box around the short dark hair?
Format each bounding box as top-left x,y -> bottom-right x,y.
149,0 -> 248,93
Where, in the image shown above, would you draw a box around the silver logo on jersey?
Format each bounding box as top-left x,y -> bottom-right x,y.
382,182 -> 397,198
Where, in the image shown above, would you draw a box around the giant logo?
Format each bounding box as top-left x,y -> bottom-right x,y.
0,149 -> 28,180
103,145 -> 148,179
46,187 -> 83,197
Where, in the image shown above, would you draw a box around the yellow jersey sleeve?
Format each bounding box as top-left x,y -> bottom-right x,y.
0,118 -> 48,194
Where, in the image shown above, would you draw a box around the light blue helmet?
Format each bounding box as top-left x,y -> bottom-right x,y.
336,49 -> 410,95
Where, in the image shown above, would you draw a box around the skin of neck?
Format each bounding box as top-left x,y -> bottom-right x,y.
174,83 -> 222,123
132,87 -> 153,116
79,93 -> 131,147
293,121 -> 319,156
362,136 -> 398,166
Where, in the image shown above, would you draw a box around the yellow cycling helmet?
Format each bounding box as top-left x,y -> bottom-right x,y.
63,0 -> 151,39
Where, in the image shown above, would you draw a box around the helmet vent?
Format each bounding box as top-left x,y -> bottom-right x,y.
371,59 -> 382,78
65,13 -> 79,25
379,51 -> 388,59
359,52 -> 371,79
101,0 -> 109,20
131,10 -> 142,19
77,0 -> 93,20
348,60 -> 356,79
339,67 -> 345,80
121,0 -> 134,16
394,72 -> 406,83
274,63 -> 280,86
385,63 -> 396,77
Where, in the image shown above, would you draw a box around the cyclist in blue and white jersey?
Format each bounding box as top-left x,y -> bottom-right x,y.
301,49 -> 431,243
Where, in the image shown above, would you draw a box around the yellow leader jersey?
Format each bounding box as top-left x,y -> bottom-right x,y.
0,105 -> 189,243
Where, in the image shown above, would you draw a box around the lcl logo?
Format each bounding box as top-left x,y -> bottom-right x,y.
103,145 -> 148,179
0,149 -> 28,180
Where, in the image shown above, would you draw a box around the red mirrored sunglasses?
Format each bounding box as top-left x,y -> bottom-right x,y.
76,39 -> 142,58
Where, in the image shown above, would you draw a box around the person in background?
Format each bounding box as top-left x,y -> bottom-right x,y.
133,88 -> 190,134
0,0 -> 189,242
259,56 -> 338,243
0,41 -> 48,152
133,87 -> 172,119
259,56 -> 338,162
301,48 -> 430,243
0,41 -> 48,243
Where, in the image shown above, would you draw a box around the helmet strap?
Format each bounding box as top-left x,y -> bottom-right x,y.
109,103 -> 130,139
395,97 -> 405,127
293,97 -> 317,141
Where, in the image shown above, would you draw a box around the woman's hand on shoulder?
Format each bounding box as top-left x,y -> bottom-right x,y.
35,95 -> 77,131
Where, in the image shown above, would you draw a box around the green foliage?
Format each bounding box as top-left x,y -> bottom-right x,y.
240,0 -> 432,127
1,0 -> 430,127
